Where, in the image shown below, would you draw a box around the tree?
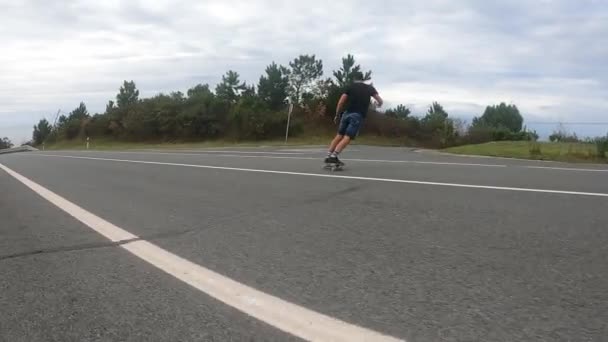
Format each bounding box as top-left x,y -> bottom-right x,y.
385,104 -> 411,120
472,102 -> 523,132
33,118 -> 52,145
64,120 -> 82,140
105,100 -> 116,114
116,80 -> 140,109
215,70 -> 247,104
0,137 -> 13,149
110,81 -> 141,133
180,85 -> 226,138
130,94 -> 180,138
420,102 -> 456,146
422,101 -> 449,130
57,115 -> 68,127
85,114 -> 111,138
170,91 -> 185,104
258,62 -> 290,110
56,102 -> 90,139
333,54 -> 372,89
426,102 -> 448,118
187,84 -> 212,98
288,54 -> 323,104
242,84 -> 257,98
68,102 -> 89,121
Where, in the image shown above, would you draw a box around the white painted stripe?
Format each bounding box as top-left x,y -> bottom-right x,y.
30,154 -> 608,198
103,150 -> 608,171
42,150 -> 608,172
135,149 -> 307,155
47,150 -> 507,168
524,166 -> 608,172
68,150 -> 320,160
279,148 -> 331,152
0,162 -> 403,342
343,158 -> 506,168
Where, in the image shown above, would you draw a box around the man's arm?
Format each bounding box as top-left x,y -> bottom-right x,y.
372,93 -> 383,108
335,93 -> 348,123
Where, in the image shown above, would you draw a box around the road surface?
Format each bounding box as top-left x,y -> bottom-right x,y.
1,146 -> 607,341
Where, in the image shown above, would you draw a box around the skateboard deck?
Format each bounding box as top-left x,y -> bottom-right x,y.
323,162 -> 344,172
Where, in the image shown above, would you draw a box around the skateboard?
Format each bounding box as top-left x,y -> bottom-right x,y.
323,162 -> 344,172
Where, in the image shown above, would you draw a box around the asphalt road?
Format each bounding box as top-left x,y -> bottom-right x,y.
1,146 -> 607,341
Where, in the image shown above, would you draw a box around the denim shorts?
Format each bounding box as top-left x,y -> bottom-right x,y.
337,112 -> 363,138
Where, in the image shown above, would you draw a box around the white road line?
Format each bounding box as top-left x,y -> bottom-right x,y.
135,149 -> 307,155
279,148 -> 331,152
343,158 -> 506,167
30,154 -> 608,198
57,150 -> 608,172
0,162 -> 403,342
523,166 -> 608,172
46,150 -> 508,168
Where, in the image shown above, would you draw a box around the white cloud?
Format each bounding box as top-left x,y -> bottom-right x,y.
1,0 -> 607,142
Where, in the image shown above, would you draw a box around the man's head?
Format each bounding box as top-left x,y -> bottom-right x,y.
352,71 -> 364,82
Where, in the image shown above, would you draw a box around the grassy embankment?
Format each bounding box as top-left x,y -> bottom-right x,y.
444,141 -> 607,163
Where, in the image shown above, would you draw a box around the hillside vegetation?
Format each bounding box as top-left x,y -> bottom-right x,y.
27,53 -> 570,152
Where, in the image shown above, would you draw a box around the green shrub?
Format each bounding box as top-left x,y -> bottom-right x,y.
230,98 -> 291,140
550,131 -> 580,143
363,113 -> 418,139
464,126 -> 537,145
595,137 -> 608,158
85,115 -> 112,137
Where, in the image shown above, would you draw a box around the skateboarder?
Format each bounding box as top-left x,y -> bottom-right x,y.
325,72 -> 383,165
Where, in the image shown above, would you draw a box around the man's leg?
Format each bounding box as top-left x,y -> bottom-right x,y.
328,134 -> 343,154
333,113 -> 362,156
325,136 -> 349,165
335,135 -> 352,153
327,113 -> 349,159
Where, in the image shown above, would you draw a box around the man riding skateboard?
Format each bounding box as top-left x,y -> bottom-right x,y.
325,72 -> 383,165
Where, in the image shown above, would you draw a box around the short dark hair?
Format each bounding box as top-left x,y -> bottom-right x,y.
352,71 -> 364,81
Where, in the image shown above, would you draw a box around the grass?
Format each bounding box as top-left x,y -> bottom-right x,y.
42,134 -> 408,151
444,141 -> 607,163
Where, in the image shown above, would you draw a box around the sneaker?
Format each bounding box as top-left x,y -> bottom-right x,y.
326,155 -> 344,165
324,156 -> 336,164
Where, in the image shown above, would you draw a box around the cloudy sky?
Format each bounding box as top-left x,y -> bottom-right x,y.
1,0 -> 607,143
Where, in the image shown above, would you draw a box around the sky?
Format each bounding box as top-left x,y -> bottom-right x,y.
1,0 -> 607,143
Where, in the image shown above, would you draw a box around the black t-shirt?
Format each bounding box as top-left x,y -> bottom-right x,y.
344,82 -> 378,118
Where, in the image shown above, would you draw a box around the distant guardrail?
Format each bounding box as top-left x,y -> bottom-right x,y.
0,146 -> 39,154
